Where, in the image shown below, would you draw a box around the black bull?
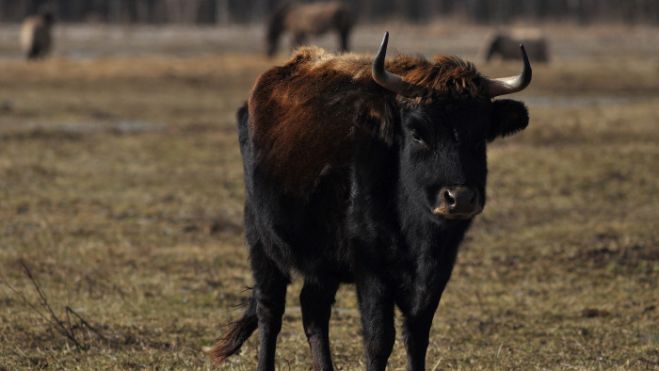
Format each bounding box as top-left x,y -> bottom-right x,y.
208,33 -> 534,371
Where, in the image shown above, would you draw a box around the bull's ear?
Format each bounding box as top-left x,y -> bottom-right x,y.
487,99 -> 529,141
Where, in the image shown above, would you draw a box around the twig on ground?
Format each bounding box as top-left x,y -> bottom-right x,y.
65,306 -> 111,343
0,260 -> 118,350
18,260 -> 86,349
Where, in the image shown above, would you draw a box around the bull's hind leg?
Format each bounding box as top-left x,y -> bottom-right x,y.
250,243 -> 289,371
300,279 -> 339,371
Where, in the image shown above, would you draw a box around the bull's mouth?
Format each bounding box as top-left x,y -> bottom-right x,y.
431,186 -> 483,220
431,205 -> 483,220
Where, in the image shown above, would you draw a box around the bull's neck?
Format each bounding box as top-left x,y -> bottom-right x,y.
350,125 -> 471,255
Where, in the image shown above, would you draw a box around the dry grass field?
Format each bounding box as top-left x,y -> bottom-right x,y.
0,23 -> 658,370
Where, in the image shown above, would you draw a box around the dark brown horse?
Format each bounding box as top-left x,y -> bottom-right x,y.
486,32 -> 549,63
266,1 -> 354,57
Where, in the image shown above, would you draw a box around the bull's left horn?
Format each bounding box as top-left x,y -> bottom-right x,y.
485,44 -> 532,97
372,32 -> 426,98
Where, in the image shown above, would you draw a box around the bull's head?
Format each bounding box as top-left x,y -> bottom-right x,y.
372,32 -> 531,222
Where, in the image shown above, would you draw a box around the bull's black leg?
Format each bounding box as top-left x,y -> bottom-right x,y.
356,275 -> 395,371
250,243 -> 289,371
300,279 -> 339,371
402,310 -> 435,371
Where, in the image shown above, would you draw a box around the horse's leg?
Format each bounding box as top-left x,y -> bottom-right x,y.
338,28 -> 351,52
292,31 -> 308,49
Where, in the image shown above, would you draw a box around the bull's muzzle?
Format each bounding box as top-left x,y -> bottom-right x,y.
432,186 -> 483,219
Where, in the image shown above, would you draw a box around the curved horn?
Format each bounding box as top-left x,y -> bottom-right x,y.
372,32 -> 425,98
485,44 -> 532,97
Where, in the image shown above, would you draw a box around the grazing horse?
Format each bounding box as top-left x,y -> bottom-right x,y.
486,32 -> 549,63
20,9 -> 55,60
266,1 -> 354,57
209,32 -> 532,370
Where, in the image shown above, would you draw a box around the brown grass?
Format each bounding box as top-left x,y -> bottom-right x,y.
0,24 -> 657,370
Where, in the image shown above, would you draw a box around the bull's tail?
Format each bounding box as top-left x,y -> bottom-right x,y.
205,294 -> 258,364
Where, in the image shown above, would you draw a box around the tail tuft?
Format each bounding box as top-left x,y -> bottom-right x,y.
205,296 -> 258,364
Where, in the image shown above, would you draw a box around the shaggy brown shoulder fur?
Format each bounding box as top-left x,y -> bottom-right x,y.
248,47 -> 486,195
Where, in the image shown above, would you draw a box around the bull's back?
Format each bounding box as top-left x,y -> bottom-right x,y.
246,50 -> 363,195
240,100 -> 352,277
241,51 -> 367,276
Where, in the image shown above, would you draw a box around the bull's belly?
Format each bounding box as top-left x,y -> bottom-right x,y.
259,217 -> 353,282
248,164 -> 353,281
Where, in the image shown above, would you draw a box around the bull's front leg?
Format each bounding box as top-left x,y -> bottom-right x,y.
401,309 -> 436,371
355,273 -> 395,371
400,258 -> 452,371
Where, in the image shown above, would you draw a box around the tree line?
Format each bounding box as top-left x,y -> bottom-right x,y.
1,0 -> 658,25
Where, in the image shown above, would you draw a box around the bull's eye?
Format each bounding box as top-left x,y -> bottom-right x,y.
410,131 -> 427,147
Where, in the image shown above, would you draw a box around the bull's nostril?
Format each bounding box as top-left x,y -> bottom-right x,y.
443,190 -> 457,208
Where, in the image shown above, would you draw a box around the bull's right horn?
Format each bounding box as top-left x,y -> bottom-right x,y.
485,44 -> 532,97
372,32 -> 426,98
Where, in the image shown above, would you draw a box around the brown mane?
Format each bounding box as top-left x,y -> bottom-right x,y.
247,47 -> 485,195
